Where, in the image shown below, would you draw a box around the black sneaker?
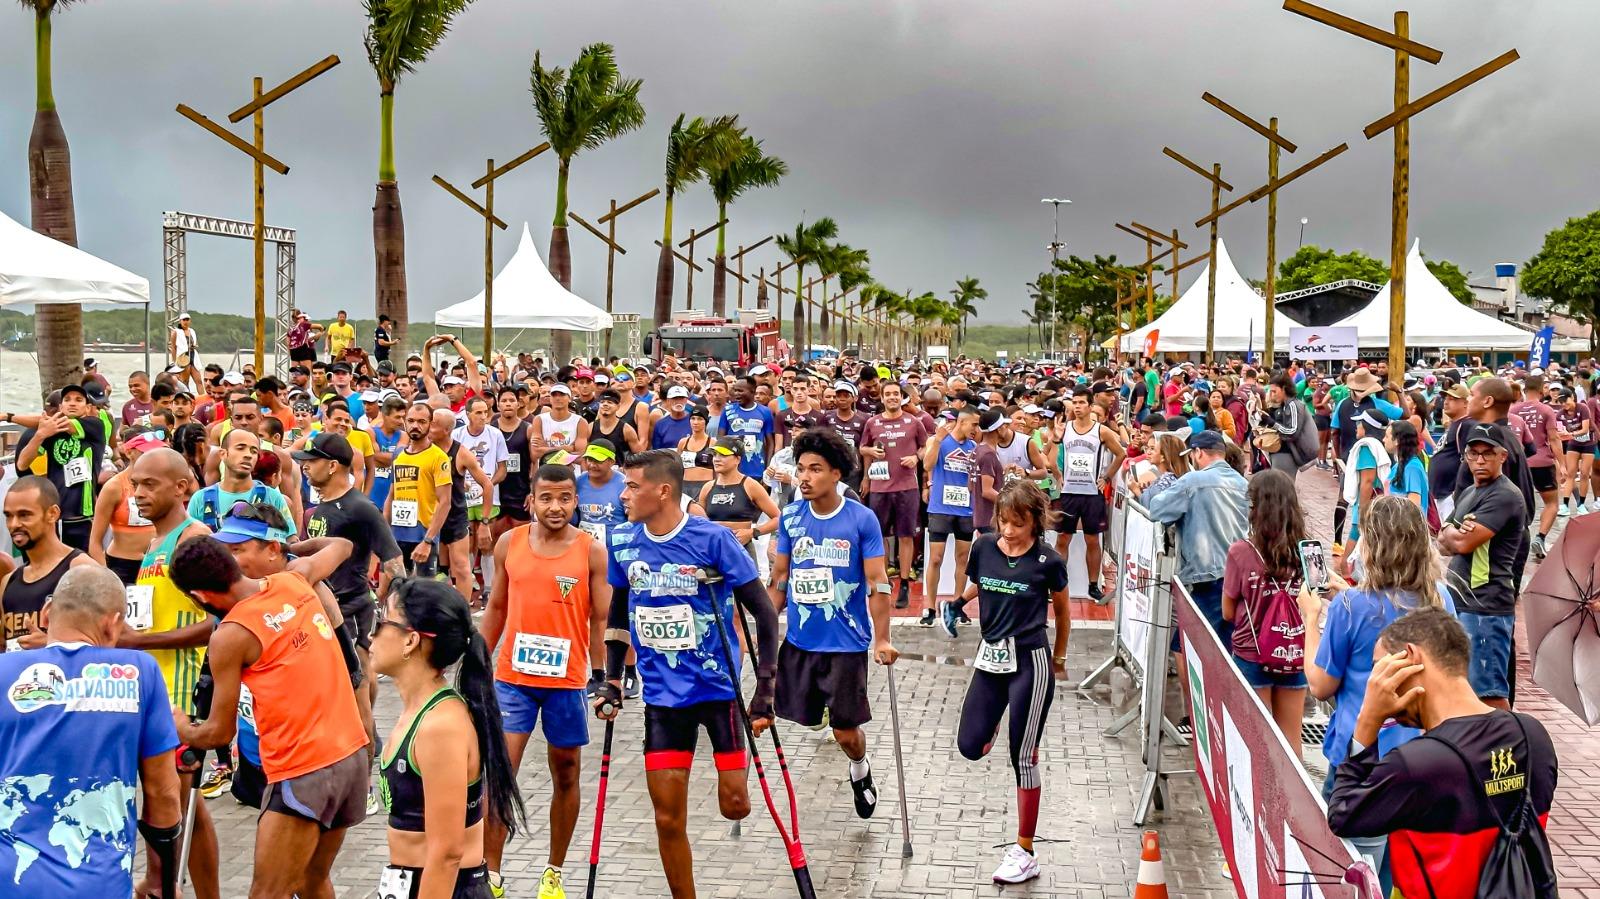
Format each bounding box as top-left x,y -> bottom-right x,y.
917,608 -> 936,628
956,607 -> 974,626
894,580 -> 910,609
850,768 -> 878,819
1088,582 -> 1108,605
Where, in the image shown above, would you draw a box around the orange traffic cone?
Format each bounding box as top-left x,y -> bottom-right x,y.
1134,830 -> 1169,898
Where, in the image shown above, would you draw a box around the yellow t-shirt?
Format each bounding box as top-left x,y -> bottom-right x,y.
137,520 -> 208,715
390,444 -> 452,537
345,428 -> 374,460
327,321 -> 356,357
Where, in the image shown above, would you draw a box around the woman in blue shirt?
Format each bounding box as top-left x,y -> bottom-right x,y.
1385,419 -> 1429,516
1299,494 -> 1456,895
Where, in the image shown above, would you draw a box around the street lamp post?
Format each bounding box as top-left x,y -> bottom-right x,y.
1041,197 -> 1070,359
1299,216 -> 1309,248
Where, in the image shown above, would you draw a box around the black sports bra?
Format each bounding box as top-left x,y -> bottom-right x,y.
380,688 -> 483,832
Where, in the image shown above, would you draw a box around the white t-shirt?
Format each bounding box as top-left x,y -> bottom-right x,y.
451,424 -> 509,505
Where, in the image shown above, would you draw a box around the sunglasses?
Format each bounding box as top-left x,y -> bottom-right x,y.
373,617 -> 435,639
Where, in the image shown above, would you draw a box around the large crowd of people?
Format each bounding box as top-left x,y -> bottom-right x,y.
0,334 -> 1575,898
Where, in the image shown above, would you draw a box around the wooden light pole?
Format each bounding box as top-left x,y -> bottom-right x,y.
677,218 -> 727,310
432,144 -> 548,364
727,235 -> 774,310
1114,223 -> 1179,323
176,54 -> 339,373
1284,0 -> 1518,383
570,188 -> 659,357
1163,147 -> 1232,362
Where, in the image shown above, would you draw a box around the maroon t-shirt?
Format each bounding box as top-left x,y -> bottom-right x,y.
861,412 -> 931,493
971,442 -> 1005,529
1510,400 -> 1561,468
781,407 -> 824,441
121,398 -> 153,426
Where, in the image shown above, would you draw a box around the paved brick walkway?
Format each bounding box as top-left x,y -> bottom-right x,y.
199,624 -> 1226,898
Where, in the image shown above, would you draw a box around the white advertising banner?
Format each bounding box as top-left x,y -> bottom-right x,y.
1288,326 -> 1357,360
1117,501 -> 1160,672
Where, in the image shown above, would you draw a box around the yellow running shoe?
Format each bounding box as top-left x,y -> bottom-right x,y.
488,870 -> 506,899
538,866 -> 566,899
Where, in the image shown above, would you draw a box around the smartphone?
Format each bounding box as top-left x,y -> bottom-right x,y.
1298,539 -> 1330,592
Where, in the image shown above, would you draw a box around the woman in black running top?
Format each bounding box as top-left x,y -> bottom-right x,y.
678,405 -> 716,498
699,435 -> 781,552
954,481 -> 1070,886
372,578 -> 525,899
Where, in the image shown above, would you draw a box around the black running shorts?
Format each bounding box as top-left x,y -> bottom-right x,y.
643,700 -> 746,772
1056,493 -> 1108,535
775,641 -> 872,730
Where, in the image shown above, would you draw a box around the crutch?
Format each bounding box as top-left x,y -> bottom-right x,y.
584,705 -> 618,899
885,664 -> 913,858
732,604 -> 802,840
176,663 -> 216,891
699,568 -> 817,899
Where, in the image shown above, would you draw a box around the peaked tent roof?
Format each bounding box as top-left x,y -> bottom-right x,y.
1332,239 -> 1536,350
0,207 -> 149,306
1117,238 -> 1300,353
434,224 -> 614,332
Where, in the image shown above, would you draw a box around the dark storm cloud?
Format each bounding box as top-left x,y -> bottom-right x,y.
1,1 -> 1590,326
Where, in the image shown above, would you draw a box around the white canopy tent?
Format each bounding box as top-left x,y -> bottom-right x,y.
434,223 -> 613,331
1332,239 -> 1538,350
0,207 -> 149,307
1117,238 -> 1300,354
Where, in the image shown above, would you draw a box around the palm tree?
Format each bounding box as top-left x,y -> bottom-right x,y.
652,114 -> 743,335
706,134 -> 786,317
22,0 -> 81,396
948,276 -> 986,352
365,0 -> 474,352
835,262 -> 871,351
531,42 -> 646,364
773,217 -> 837,359
818,242 -> 868,349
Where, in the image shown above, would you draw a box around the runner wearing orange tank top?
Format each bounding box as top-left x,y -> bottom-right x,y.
481,462 -> 610,899
167,539 -> 371,899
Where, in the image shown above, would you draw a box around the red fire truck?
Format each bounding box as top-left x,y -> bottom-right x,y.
645,309 -> 784,367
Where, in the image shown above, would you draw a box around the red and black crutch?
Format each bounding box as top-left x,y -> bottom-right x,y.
584,705 -> 617,899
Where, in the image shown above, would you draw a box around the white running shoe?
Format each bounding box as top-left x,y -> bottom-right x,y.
992,844 -> 1040,884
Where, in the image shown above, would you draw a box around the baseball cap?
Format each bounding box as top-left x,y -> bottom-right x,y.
221,371 -> 245,386
689,404 -> 711,421
550,384 -> 572,396
594,373 -> 610,385
748,364 -> 771,377
291,431 -> 355,466
1022,404 -> 1042,416
1442,383 -> 1470,400
666,386 -> 690,400
441,376 -> 465,386
712,436 -> 743,456
575,368 -> 595,381
328,362 -> 352,375
833,380 -> 858,395
83,382 -> 109,406
1464,423 -> 1509,452
1181,430 -> 1226,455
359,390 -> 381,403
179,312 -> 192,321
979,407 -> 1006,432
58,383 -> 89,401
122,430 -> 168,453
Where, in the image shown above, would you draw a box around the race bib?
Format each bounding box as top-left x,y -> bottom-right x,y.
238,684 -> 256,726
124,585 -> 154,631
377,866 -> 415,899
941,483 -> 971,508
511,633 -> 571,679
579,521 -> 607,543
1067,451 -> 1094,478
64,456 -> 91,488
308,485 -> 323,506
391,500 -> 419,528
505,455 -> 521,473
743,434 -> 760,456
791,567 -> 836,605
4,638 -> 20,653
635,603 -> 697,652
465,480 -> 484,504
975,637 -> 1017,674
867,460 -> 891,481
681,451 -> 697,469
374,467 -> 392,480
126,495 -> 151,527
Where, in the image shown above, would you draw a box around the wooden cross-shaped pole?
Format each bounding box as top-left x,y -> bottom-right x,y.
573,188 -> 659,357
728,236 -> 774,310
1163,147 -> 1232,362
1114,223 -> 1180,322
1284,0 -> 1518,383
432,143 -> 548,363
176,53 -> 339,373
677,218 -> 728,311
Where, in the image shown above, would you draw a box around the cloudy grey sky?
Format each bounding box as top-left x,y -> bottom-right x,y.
1,0 -> 1591,327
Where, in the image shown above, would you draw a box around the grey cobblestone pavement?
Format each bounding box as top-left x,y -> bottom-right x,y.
202,625 -> 1230,898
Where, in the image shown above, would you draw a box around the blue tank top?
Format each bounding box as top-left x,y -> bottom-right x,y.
927,434 -> 977,517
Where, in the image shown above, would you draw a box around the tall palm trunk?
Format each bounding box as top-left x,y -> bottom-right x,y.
818,284 -> 830,348
792,266 -> 806,359
651,194 -> 676,356
549,159 -> 573,364
711,204 -> 729,318
373,85 -> 408,351
29,5 -> 80,399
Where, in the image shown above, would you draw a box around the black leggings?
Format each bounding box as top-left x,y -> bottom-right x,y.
957,643 -> 1055,789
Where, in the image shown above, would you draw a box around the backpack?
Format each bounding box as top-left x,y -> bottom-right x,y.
1284,403 -> 1320,468
1407,714 -> 1557,899
195,482 -> 270,530
1234,545 -> 1306,674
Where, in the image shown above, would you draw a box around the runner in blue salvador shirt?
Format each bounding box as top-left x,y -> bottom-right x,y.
717,376 -> 776,481
769,426 -> 894,819
592,449 -> 781,899
920,406 -> 981,626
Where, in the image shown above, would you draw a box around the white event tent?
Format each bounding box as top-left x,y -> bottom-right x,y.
434,223 -> 613,332
1117,238 -> 1300,354
1332,239 -> 1537,350
0,207 -> 149,307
